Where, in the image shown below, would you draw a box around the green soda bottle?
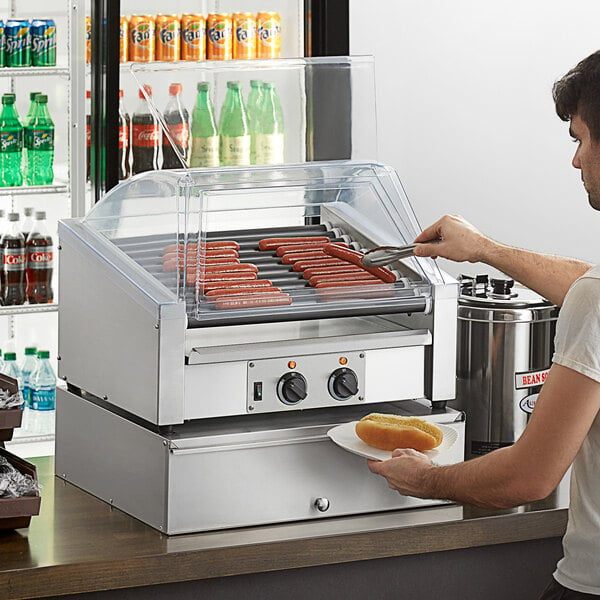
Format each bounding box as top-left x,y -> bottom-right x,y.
0,94 -> 24,187
189,82 -> 219,168
218,81 -> 250,166
23,92 -> 41,183
247,79 -> 263,164
254,82 -> 284,165
27,95 -> 54,186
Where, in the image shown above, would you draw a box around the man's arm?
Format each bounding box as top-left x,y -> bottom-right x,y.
368,364 -> 600,509
413,215 -> 591,306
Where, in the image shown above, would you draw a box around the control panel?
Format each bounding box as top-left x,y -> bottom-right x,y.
246,352 -> 366,413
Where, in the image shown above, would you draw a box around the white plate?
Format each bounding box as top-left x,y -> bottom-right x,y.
327,421 -> 459,462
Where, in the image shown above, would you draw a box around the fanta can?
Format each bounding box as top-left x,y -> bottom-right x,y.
6,20 -> 31,67
85,16 -> 91,63
233,13 -> 256,60
129,15 -> 155,62
119,16 -> 128,63
181,14 -> 205,61
257,12 -> 281,59
207,14 -> 232,60
156,14 -> 180,61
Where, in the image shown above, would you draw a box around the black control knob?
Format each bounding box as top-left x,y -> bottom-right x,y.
328,368 -> 359,401
277,372 -> 308,405
490,278 -> 515,297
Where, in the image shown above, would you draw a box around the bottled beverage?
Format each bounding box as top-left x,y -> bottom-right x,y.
85,90 -> 91,182
254,82 -> 285,165
190,81 -> 219,168
162,83 -> 189,169
247,80 -> 263,164
26,94 -> 54,185
2,351 -> 20,383
25,211 -> 53,304
19,346 -> 37,408
118,89 -> 130,180
30,350 -> 56,411
21,207 -> 34,239
24,91 -> 41,183
131,85 -> 160,175
219,81 -> 250,166
1,212 -> 25,305
0,93 -> 23,187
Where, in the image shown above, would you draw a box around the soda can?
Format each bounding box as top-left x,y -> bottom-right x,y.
181,14 -> 205,61
207,13 -> 232,61
257,12 -> 281,59
119,16 -> 128,63
129,15 -> 155,62
31,19 -> 57,67
5,20 -> 31,67
233,13 -> 256,60
85,16 -> 91,64
156,14 -> 180,62
0,21 -> 5,68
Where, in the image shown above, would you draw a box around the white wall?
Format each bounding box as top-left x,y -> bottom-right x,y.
350,0 -> 600,279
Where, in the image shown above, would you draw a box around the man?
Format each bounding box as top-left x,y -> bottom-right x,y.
367,50 -> 600,599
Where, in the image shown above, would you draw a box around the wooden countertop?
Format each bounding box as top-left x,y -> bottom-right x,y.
0,456 -> 569,600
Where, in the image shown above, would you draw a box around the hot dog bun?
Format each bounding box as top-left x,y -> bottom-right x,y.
355,413 -> 443,452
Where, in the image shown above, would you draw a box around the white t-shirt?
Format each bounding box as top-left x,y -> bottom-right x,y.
552,264 -> 600,595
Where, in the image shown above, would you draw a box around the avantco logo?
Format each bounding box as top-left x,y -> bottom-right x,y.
519,393 -> 539,414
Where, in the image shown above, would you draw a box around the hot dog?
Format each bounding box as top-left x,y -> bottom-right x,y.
200,279 -> 274,292
355,413 -> 443,452
308,272 -> 380,286
292,258 -> 347,272
275,242 -> 348,256
200,264 -> 258,274
163,240 -> 240,254
258,236 -> 331,251
322,244 -> 397,283
162,257 -> 240,272
314,280 -> 391,288
280,251 -> 329,264
186,271 -> 257,286
205,286 -> 282,297
302,265 -> 368,280
213,293 -> 293,310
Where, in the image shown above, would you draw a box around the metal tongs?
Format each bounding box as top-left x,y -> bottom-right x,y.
361,239 -> 442,268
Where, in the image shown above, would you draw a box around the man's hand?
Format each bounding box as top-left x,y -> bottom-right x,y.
367,449 -> 439,499
413,214 -> 492,263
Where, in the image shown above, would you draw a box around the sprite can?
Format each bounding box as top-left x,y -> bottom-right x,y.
6,20 -> 30,67
0,21 -> 5,68
31,19 -> 56,67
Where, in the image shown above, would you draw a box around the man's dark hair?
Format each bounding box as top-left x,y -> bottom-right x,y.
553,50 -> 600,142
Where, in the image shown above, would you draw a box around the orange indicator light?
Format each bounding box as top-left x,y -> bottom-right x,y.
288,361 -> 297,369
339,357 -> 348,365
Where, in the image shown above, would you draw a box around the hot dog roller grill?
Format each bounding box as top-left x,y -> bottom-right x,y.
55,161 -> 464,534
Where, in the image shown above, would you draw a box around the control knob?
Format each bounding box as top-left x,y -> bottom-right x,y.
328,368 -> 359,401
277,372 -> 308,405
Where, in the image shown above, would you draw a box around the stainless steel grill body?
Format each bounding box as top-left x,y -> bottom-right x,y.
56,161 -> 463,533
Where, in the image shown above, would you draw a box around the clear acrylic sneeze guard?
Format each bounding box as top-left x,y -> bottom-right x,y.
82,161 -> 444,325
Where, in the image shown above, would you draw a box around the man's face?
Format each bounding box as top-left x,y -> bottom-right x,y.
570,114 -> 600,210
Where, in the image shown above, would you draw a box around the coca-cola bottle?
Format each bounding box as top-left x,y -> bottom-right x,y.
131,85 -> 160,175
118,89 -> 131,180
25,211 -> 53,304
162,83 -> 189,169
21,207 -> 34,239
1,212 -> 26,306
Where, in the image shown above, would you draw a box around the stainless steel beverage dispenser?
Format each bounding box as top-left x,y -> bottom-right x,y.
454,275 -> 559,458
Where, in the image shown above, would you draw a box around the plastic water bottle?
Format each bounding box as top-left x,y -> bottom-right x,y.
0,93 -> 24,187
19,346 -> 37,408
30,350 -> 56,411
2,351 -> 21,382
26,94 -> 54,185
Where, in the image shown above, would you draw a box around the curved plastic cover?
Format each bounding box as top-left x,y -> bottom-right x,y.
83,161 -> 443,324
